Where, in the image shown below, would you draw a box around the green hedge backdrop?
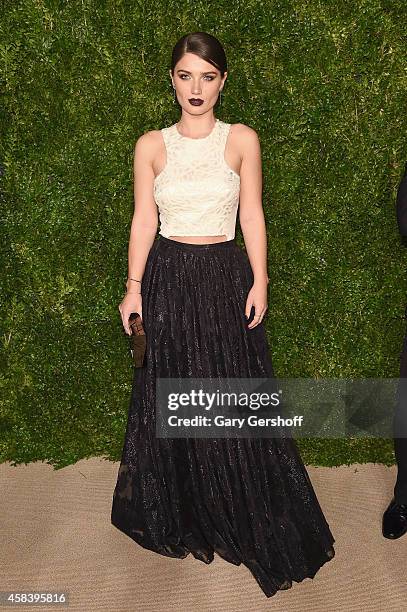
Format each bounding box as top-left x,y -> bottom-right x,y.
1,0 -> 407,469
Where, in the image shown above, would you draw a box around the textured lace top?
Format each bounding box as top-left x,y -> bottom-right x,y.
153,118 -> 241,240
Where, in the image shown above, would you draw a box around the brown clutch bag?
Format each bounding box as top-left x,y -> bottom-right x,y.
128,312 -> 146,368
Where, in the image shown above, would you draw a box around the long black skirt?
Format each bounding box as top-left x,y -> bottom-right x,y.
111,235 -> 335,598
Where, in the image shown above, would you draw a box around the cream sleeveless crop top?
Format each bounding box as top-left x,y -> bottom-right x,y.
153,118 -> 241,240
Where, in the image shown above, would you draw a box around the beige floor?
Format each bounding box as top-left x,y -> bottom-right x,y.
1,459 -> 406,611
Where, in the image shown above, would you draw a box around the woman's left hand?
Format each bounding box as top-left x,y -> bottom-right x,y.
245,278 -> 269,329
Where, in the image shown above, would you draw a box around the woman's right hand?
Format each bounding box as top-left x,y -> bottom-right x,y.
119,291 -> 143,335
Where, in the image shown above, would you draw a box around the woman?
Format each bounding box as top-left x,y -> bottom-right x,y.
111,31 -> 335,598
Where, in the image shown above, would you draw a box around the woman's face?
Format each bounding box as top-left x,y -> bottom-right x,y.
170,52 -> 226,113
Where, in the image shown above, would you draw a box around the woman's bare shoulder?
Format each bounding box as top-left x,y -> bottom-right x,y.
230,122 -> 259,139
133,129 -> 164,160
135,128 -> 163,146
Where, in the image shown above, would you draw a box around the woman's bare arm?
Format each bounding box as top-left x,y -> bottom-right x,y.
237,124 -> 269,328
237,124 -> 269,285
125,132 -> 159,293
118,131 -> 159,333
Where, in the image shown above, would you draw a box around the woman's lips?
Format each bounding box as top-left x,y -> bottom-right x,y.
189,98 -> 203,106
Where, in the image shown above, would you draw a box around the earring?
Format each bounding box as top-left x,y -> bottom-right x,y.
173,87 -> 176,104
219,89 -> 223,106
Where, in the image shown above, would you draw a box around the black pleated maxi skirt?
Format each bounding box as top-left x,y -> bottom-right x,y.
111,235 -> 335,598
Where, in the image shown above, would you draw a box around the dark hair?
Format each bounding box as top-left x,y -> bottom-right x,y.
171,32 -> 227,77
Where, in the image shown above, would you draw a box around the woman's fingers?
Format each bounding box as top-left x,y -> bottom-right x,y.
247,305 -> 268,329
118,299 -> 143,335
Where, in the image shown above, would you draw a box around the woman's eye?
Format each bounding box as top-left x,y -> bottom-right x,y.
179,75 -> 214,81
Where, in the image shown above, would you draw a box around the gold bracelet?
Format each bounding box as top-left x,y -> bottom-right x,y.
128,278 -> 142,283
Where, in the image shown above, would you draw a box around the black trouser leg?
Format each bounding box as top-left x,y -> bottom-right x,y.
393,332 -> 407,504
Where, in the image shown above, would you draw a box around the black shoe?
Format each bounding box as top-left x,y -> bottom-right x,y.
382,498 -> 407,539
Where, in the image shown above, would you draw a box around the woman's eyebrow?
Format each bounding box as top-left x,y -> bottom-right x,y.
176,69 -> 217,75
